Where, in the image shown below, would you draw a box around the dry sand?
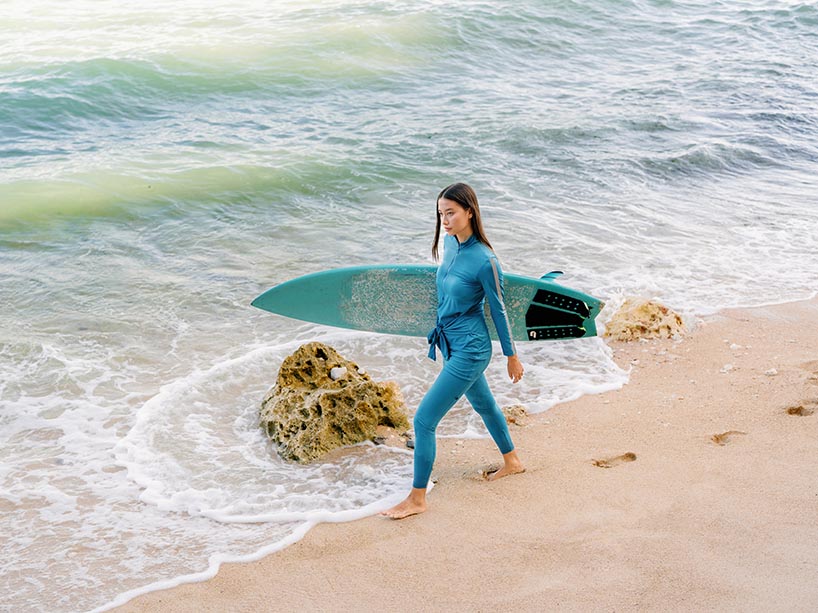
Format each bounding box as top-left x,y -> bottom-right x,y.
117,298 -> 818,612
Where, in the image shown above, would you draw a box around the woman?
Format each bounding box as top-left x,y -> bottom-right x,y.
381,183 -> 525,520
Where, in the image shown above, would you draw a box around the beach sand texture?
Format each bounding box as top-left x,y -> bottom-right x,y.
118,298 -> 818,612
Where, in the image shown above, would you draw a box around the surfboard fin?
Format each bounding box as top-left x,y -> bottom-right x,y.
540,270 -> 564,281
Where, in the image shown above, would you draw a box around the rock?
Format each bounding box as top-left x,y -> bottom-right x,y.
260,342 -> 410,463
502,404 -> 528,426
604,298 -> 685,341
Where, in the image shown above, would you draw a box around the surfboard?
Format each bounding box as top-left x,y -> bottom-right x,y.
251,265 -> 604,341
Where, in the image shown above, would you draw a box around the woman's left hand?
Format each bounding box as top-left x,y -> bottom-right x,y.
507,354 -> 524,384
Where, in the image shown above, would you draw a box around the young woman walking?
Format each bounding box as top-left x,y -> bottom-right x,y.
381,183 -> 525,520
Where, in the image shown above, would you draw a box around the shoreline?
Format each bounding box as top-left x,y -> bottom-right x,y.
115,297 -> 818,612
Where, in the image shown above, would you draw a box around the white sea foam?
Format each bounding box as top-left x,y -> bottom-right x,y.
1,335 -> 423,612
0,313 -> 624,612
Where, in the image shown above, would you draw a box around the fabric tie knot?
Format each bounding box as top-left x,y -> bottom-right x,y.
426,324 -> 451,361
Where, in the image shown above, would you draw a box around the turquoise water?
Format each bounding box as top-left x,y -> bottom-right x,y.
2,1 -> 817,611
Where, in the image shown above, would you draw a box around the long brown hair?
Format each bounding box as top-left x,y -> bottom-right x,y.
432,182 -> 493,261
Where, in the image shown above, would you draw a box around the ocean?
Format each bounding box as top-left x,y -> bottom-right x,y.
1,1 -> 816,610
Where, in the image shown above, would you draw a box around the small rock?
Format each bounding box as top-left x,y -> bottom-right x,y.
329,366 -> 348,380
764,368 -> 778,377
720,364 -> 734,373
502,404 -> 528,426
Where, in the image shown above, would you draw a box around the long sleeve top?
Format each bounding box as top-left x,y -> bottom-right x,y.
427,233 -> 516,360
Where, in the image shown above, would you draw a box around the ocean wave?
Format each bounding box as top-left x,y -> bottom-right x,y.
0,159 -> 364,226
0,10 -> 443,138
633,141 -> 781,180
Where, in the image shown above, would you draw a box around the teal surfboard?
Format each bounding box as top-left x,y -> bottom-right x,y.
251,265 -> 604,341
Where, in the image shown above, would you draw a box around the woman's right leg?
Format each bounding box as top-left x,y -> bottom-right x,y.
412,363 -> 477,489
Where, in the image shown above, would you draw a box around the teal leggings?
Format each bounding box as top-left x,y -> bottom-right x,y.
412,351 -> 514,489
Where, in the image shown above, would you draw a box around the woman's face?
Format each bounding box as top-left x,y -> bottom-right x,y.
437,197 -> 473,241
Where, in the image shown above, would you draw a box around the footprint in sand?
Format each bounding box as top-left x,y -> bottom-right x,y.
475,465 -> 502,480
461,464 -> 500,481
785,403 -> 816,417
710,430 -> 746,446
591,452 -> 636,468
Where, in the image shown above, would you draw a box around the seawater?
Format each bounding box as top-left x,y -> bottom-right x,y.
1,1 -> 817,610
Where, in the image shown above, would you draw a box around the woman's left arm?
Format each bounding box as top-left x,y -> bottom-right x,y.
479,257 -> 524,383
506,354 -> 524,383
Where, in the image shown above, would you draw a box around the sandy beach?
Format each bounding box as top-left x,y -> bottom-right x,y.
117,297 -> 818,612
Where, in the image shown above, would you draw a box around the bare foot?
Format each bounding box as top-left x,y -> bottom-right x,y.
485,450 -> 526,481
379,489 -> 427,520
486,463 -> 526,481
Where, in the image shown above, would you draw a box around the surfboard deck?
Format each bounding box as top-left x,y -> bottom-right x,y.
251,264 -> 604,341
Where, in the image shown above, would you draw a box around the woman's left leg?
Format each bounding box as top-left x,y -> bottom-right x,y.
464,373 -> 513,453
465,373 -> 525,480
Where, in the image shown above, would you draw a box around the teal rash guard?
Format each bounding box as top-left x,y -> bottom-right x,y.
427,233 -> 517,361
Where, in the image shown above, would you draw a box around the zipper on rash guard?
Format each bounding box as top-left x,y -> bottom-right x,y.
443,238 -> 462,279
